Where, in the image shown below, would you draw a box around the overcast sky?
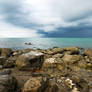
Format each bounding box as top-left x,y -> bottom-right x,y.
0,0 -> 92,37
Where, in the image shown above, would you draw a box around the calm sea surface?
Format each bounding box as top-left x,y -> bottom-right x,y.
0,38 -> 92,50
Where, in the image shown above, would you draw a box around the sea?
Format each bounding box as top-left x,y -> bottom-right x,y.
0,38 -> 92,50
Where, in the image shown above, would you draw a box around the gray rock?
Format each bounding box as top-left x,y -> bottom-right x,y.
16,51 -> 44,70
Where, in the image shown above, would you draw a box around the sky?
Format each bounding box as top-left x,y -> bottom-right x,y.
0,0 -> 92,38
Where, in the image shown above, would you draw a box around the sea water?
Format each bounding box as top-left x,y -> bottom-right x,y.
0,38 -> 92,50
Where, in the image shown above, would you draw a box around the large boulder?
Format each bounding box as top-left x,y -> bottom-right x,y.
62,54 -> 81,65
0,74 -> 18,92
64,47 -> 79,55
22,77 -> 47,92
1,48 -> 13,58
16,51 -> 44,70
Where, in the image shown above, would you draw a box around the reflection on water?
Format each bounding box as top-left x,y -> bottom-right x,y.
0,38 -> 92,50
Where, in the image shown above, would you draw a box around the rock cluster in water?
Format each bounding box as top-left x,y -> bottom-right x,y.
0,47 -> 92,92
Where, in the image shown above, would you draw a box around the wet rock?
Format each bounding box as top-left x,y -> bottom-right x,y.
64,47 -> 79,55
1,48 -> 13,58
16,51 -> 44,70
22,77 -> 47,92
0,74 -> 18,92
62,54 -> 81,65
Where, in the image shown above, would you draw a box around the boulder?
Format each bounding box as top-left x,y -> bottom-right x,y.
64,47 -> 79,55
22,76 -> 71,92
42,58 -> 65,71
46,48 -> 64,55
44,77 -> 74,92
62,54 -> 81,65
3,59 -> 15,68
1,48 -> 13,58
82,49 -> 92,60
16,51 -> 44,70
70,71 -> 91,92
0,74 -> 18,92
52,54 -> 63,58
78,60 -> 87,69
44,78 -> 59,92
22,77 -> 47,92
0,56 -> 5,65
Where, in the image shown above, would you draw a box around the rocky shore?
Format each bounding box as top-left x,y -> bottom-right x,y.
0,47 -> 92,92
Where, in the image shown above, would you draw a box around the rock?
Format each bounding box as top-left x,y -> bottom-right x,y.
25,42 -> 32,45
42,58 -> 65,71
44,77 -> 74,92
23,76 -> 72,92
0,65 -> 3,69
46,48 -> 64,55
44,78 -> 59,92
70,66 -> 81,72
0,48 -> 2,55
0,69 -> 12,75
82,49 -> 92,59
16,51 -> 44,70
62,54 -> 81,65
1,48 -> 13,58
3,60 -> 15,68
42,58 -> 57,70
70,71 -> 91,92
22,77 -> 47,92
52,54 -> 63,58
0,56 -> 5,65
0,74 -> 18,92
78,60 -> 87,69
64,47 -> 79,55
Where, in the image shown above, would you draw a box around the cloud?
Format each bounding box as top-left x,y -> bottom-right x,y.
21,0 -> 92,30
0,15 -> 44,38
0,0 -> 92,37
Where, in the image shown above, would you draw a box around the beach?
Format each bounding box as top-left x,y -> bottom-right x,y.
0,47 -> 92,92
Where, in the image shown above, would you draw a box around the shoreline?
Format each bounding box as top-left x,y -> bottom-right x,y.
0,47 -> 92,92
